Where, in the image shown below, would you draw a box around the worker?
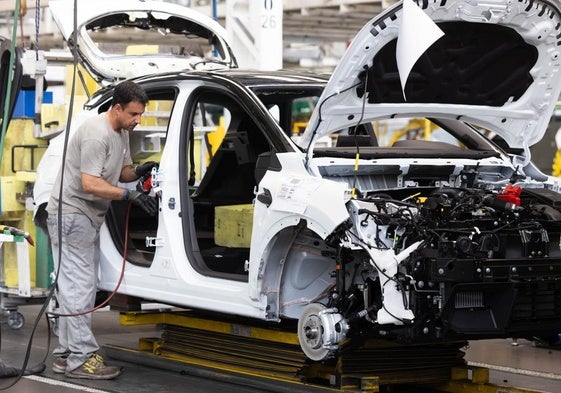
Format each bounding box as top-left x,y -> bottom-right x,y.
45,80 -> 158,380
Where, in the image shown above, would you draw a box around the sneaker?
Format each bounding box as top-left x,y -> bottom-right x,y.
52,356 -> 67,374
65,354 -> 122,380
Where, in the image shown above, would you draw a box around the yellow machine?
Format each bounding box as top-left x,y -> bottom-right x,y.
0,116 -> 49,329
0,37 -> 98,329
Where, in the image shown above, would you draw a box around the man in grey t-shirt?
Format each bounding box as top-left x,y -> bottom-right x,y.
46,81 -> 157,380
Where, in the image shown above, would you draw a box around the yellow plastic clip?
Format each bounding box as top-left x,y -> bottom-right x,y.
351,152 -> 360,198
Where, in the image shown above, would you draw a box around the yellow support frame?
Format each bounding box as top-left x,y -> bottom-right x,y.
117,311 -> 550,393
120,311 -> 300,345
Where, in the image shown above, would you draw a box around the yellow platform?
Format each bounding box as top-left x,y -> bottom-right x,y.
110,309 -> 547,393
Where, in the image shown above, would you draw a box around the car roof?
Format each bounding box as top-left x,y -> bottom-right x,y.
208,69 -> 330,88
135,69 -> 330,87
86,69 -> 330,107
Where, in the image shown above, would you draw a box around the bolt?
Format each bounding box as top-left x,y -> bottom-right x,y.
476,268 -> 482,273
511,267 -> 517,273
438,268 -> 445,275
485,268 -> 491,274
423,327 -> 429,334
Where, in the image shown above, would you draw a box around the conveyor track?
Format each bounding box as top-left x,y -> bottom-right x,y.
112,311 -> 468,391
159,325 -> 306,375
107,310 -> 551,392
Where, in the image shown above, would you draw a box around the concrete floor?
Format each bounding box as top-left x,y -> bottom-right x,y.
465,338 -> 561,392
0,303 -> 270,393
0,302 -> 560,393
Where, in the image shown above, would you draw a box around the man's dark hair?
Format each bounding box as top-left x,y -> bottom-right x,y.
111,80 -> 149,108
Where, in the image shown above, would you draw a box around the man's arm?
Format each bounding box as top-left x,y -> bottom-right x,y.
82,173 -> 129,200
120,161 -> 158,183
83,171 -> 158,215
119,165 -> 138,183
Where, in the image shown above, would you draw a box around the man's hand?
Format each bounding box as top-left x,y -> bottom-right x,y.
134,161 -> 158,178
126,190 -> 158,216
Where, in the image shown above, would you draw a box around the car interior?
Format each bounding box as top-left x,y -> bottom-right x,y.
185,90 -> 270,279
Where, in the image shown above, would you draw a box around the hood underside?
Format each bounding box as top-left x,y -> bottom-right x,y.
361,22 -> 537,106
301,0 -> 561,155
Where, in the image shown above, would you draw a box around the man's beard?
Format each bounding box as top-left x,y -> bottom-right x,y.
123,122 -> 138,131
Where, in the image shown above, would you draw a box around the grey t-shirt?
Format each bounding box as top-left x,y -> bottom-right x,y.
47,112 -> 133,228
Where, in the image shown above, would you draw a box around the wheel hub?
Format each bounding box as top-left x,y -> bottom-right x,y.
297,303 -> 349,361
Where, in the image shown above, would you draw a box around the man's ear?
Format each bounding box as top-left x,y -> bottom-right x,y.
114,103 -> 126,113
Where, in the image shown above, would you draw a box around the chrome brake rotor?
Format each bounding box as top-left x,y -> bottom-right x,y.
297,303 -> 348,361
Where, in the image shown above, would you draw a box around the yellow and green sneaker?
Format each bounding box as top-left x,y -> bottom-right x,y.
65,354 -> 122,380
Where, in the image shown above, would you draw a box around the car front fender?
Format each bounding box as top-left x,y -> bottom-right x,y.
247,152 -> 350,303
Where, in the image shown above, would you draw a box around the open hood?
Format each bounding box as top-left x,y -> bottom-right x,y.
301,0 -> 561,155
49,0 -> 237,82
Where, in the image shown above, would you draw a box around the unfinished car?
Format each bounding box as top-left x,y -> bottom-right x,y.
34,0 -> 561,361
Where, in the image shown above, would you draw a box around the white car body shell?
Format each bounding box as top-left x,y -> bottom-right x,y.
34,0 -> 561,331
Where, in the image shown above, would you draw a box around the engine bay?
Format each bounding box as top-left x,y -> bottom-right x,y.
298,163 -> 561,360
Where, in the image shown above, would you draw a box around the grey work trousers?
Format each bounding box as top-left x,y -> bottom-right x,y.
47,212 -> 100,371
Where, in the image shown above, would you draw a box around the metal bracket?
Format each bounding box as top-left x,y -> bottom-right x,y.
146,237 -> 164,248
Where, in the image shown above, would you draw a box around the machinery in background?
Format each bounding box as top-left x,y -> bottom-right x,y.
0,225 -> 34,329
0,34 -> 55,328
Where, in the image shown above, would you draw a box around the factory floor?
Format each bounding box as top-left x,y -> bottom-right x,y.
0,303 -> 560,393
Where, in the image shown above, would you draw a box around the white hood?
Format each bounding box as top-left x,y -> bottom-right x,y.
301,0 -> 561,156
49,0 -> 236,82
